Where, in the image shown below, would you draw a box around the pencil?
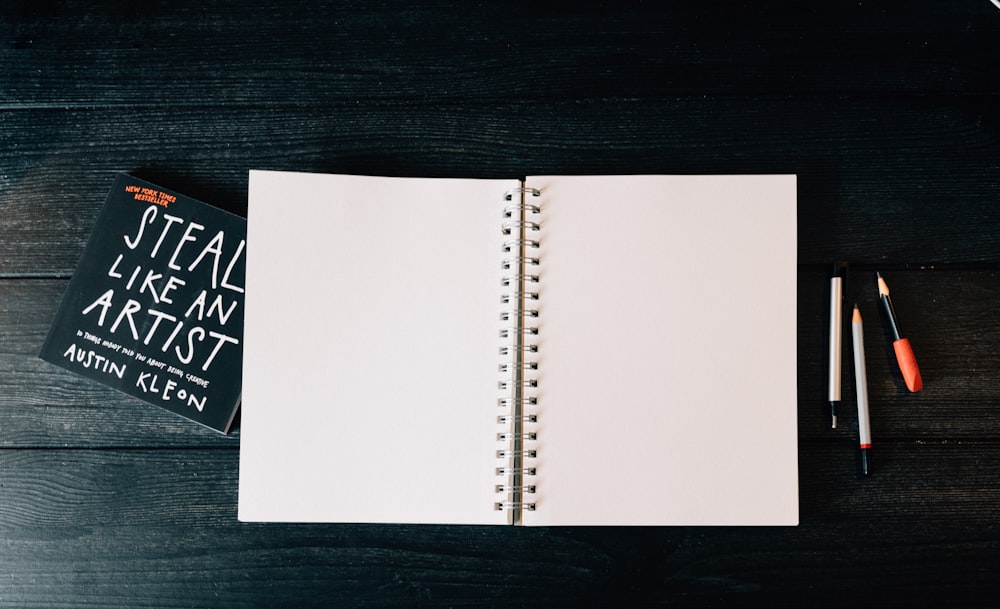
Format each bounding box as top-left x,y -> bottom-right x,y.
876,272 -> 923,392
852,305 -> 872,476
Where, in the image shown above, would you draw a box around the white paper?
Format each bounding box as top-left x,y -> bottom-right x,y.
524,175 -> 798,525
238,172 -> 798,526
238,171 -> 513,524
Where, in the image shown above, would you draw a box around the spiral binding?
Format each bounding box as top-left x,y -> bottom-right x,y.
497,414 -> 537,424
497,449 -> 538,458
499,362 -> 538,372
497,396 -> 537,408
495,181 -> 541,524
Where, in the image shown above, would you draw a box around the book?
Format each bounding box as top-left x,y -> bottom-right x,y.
39,174 -> 246,434
237,171 -> 798,525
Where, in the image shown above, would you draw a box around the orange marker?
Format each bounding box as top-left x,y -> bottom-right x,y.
876,273 -> 922,392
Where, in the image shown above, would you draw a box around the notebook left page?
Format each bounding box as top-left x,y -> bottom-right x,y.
239,171 -> 514,524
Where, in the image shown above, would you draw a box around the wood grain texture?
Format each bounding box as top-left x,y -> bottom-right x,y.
0,280 -> 240,447
3,446 -> 998,528
1,448 -> 999,608
796,270 -> 1000,439
3,524 -> 998,608
2,96 -> 1000,275
3,270 -> 999,448
3,1 -> 1000,607
2,0 -> 999,107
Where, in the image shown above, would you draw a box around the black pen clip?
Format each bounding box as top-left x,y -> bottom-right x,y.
833,261 -> 849,297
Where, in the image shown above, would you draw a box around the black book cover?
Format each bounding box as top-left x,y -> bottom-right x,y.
39,174 -> 246,433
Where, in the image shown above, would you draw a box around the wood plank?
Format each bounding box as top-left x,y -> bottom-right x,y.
796,269 -> 1000,440
2,1 -> 999,108
0,280 -> 239,447
2,97 -> 1000,275
4,4 -> 999,607
1,445 -> 992,528
3,269 -> 998,447
3,524 -> 998,608
1,446 -> 999,607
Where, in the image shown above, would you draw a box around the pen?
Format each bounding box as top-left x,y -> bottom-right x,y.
876,272 -> 923,392
852,305 -> 872,476
828,262 -> 847,428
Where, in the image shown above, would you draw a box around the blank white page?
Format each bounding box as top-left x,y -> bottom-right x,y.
238,171 -> 514,524
524,175 -> 798,526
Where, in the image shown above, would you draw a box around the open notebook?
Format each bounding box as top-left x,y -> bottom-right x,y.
238,171 -> 798,526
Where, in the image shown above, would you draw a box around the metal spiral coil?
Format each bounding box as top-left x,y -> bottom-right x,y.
500,309 -> 538,321
496,182 -> 541,522
494,501 -> 537,512
501,256 -> 539,270
497,396 -> 537,408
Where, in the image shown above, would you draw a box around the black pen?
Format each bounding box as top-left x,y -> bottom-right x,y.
828,262 -> 847,428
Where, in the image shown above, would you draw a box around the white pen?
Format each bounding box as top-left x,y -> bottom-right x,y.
828,262 -> 847,428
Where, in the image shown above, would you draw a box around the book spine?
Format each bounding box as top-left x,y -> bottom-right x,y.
495,181 -> 541,525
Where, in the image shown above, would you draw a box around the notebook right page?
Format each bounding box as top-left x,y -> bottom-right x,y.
525,175 -> 798,526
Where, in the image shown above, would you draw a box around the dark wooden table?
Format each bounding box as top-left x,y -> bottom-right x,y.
3,1 -> 1000,607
